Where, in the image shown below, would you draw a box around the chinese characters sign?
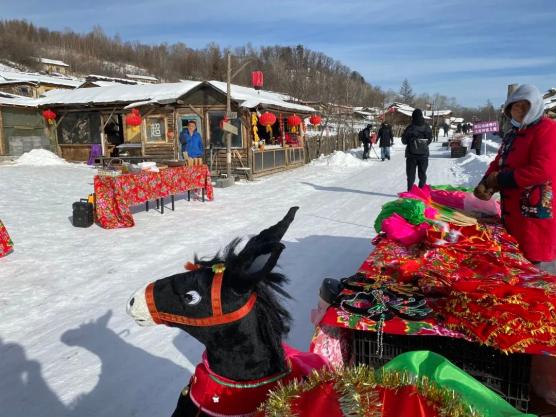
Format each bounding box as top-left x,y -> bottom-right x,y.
473,121 -> 499,134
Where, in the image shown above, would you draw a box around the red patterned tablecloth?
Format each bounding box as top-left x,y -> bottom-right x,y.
321,224 -> 556,356
0,219 -> 14,257
94,165 -> 213,229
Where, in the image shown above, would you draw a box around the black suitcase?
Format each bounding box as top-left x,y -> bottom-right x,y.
72,199 -> 94,228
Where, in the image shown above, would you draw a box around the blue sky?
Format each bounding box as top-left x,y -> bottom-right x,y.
2,0 -> 556,106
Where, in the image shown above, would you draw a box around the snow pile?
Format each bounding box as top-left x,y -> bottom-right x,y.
450,152 -> 495,186
15,149 -> 71,166
310,149 -> 369,167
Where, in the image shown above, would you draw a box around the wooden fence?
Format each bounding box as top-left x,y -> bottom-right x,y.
304,131 -> 359,163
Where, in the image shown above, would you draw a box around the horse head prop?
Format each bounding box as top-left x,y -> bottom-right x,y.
127,207 -> 325,417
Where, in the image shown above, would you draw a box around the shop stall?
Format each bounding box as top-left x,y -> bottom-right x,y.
312,185 -> 556,413
38,81 -> 316,179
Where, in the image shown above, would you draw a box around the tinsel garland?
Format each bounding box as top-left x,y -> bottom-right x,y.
259,366 -> 482,417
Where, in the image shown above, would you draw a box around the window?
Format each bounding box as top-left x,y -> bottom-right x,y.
146,116 -> 166,142
208,111 -> 242,148
17,86 -> 31,97
57,112 -> 101,144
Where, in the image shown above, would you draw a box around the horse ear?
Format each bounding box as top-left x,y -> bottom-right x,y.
97,310 -> 112,328
225,207 -> 298,289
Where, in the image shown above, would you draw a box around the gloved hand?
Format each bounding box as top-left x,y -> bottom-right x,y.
473,183 -> 493,201
484,172 -> 500,191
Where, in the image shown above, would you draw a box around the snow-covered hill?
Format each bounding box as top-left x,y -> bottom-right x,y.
0,139 -> 494,417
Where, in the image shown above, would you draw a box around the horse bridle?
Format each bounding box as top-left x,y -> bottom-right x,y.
145,263 -> 258,327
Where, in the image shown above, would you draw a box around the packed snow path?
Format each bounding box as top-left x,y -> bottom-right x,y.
0,139 -> 494,417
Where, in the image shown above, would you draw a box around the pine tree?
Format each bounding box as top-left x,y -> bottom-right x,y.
399,78 -> 415,105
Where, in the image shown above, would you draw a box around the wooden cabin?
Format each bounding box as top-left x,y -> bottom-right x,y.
38,58 -> 70,75
0,70 -> 80,98
38,80 -> 316,177
0,92 -> 49,157
383,102 -> 430,136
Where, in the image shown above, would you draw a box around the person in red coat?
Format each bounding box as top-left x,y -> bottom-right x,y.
475,84 -> 556,407
474,84 -> 556,271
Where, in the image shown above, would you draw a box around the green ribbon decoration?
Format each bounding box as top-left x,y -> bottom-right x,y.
381,351 -> 537,417
431,184 -> 474,192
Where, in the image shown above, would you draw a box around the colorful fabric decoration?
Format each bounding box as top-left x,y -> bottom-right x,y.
94,165 -> 214,229
0,220 -> 13,258
382,213 -> 431,246
321,217 -> 556,356
374,198 -> 427,233
259,351 -> 530,417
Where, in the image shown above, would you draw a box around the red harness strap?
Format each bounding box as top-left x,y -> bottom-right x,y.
145,264 -> 257,327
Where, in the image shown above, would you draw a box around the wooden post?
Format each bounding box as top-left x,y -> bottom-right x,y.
0,109 -> 4,155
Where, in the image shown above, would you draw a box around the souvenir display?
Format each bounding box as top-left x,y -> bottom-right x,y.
0,219 -> 13,258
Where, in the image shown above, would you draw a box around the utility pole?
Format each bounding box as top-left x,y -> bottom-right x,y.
226,52 -> 232,181
216,53 -> 257,187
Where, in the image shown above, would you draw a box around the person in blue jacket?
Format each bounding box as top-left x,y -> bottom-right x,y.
179,120 -> 204,166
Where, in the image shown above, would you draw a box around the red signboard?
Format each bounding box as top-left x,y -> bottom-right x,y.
473,121 -> 499,134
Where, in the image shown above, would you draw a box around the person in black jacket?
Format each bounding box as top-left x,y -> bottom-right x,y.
401,109 -> 433,191
359,124 -> 372,160
377,122 -> 394,161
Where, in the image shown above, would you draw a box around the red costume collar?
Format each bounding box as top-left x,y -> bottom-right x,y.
188,345 -> 328,417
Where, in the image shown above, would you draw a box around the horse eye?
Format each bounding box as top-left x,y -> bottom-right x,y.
184,291 -> 201,305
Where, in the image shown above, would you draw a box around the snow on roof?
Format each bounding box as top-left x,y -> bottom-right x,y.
0,70 -> 81,87
208,80 -> 315,113
38,80 -> 202,107
546,99 -> 556,111
126,74 -> 158,82
423,109 -> 452,117
38,58 -> 69,67
389,102 -> 431,119
0,91 -> 39,108
85,74 -> 142,85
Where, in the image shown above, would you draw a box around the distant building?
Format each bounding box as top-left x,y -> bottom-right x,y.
0,70 -> 81,98
126,74 -> 158,84
0,92 -> 48,157
38,58 -> 70,75
544,88 -> 556,119
79,74 -> 143,88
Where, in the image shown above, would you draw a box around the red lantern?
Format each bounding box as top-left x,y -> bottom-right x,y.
259,111 -> 276,127
251,71 -> 264,90
42,109 -> 57,124
309,115 -> 321,126
287,114 -> 302,127
219,116 -> 229,129
125,108 -> 142,127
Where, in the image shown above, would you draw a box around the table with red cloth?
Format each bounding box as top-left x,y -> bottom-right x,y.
320,223 -> 556,357
0,219 -> 13,257
94,165 -> 213,229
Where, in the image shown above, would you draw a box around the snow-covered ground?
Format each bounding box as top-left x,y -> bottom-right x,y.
0,138 -> 495,417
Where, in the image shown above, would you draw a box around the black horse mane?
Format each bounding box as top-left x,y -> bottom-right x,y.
194,238 -> 292,361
